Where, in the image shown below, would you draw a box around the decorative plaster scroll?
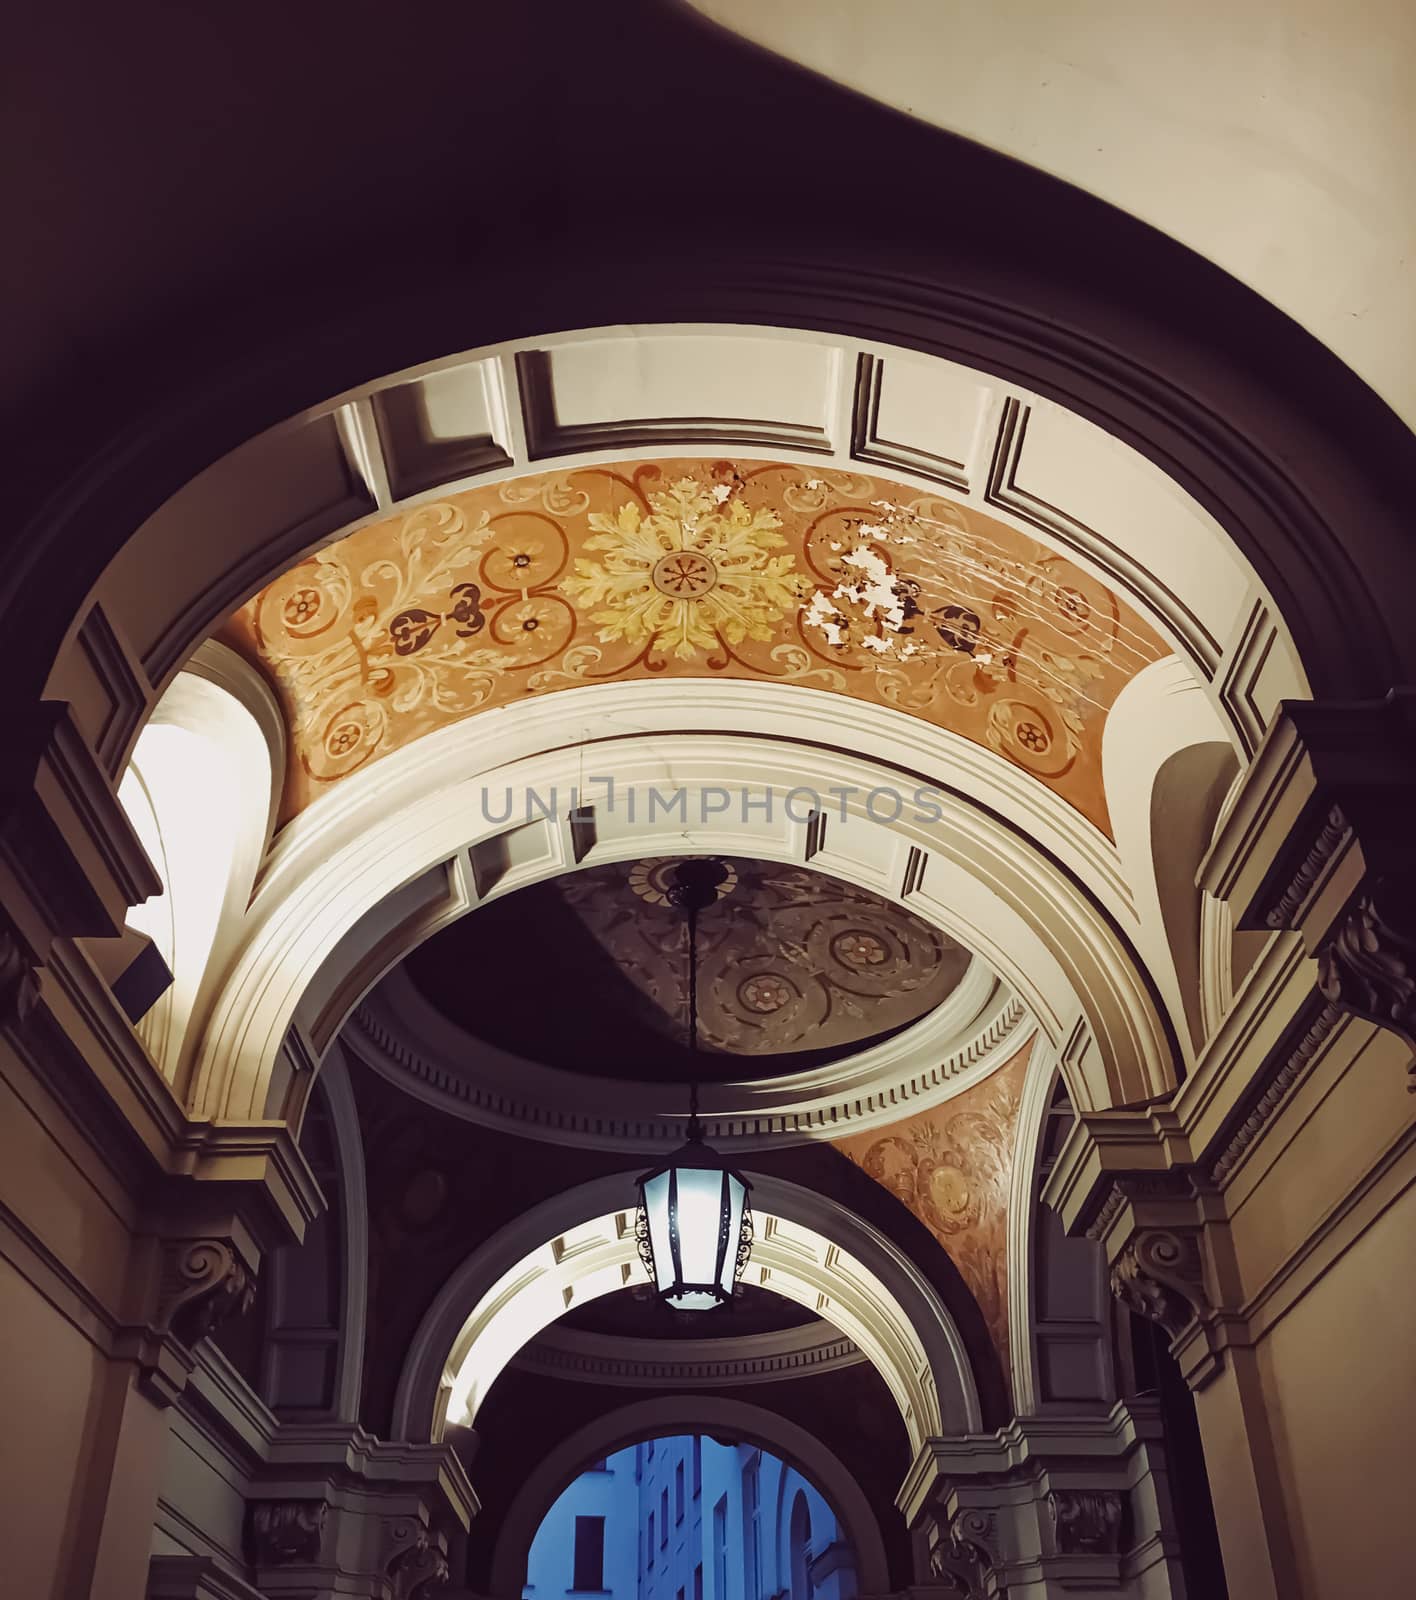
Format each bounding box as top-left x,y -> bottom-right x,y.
1209,1002 -> 1342,1184
158,1239 -> 256,1346
1048,1488 -> 1123,1554
1316,880 -> 1416,1068
247,1499 -> 327,1565
1263,804 -> 1351,928
1109,1230 -> 1208,1338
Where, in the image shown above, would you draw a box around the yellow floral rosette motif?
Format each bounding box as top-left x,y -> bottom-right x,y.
558,477 -> 811,660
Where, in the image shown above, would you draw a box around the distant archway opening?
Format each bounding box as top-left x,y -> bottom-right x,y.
494,1400 -> 889,1599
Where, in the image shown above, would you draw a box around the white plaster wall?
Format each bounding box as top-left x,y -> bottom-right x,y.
688,0 -> 1416,430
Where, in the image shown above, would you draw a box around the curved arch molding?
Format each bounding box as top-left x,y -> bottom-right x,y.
390,1170 -> 984,1452
191,707 -> 1174,1124
28,292 -> 1405,794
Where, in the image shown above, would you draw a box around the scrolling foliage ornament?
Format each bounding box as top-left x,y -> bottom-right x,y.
1316,876 -> 1416,1081
226,459 -> 1165,830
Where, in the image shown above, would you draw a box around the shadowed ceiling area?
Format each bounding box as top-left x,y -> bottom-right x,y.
556,1282 -> 819,1341
403,854 -> 970,1083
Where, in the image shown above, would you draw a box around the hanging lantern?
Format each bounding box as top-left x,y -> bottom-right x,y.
634,859 -> 754,1311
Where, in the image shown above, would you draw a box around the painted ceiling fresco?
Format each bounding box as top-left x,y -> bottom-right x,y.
403,853 -> 969,1078
223,459 -> 1167,832
831,1035 -> 1033,1392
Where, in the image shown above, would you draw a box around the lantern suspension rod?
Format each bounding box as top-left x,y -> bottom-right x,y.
667,858 -> 727,1141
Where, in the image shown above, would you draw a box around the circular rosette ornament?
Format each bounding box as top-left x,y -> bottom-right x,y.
481,512 -> 571,592
255,560 -> 354,656
915,1153 -> 977,1235
489,592 -> 577,665
302,698 -> 388,784
985,698 -> 1080,779
715,962 -> 816,1049
810,913 -> 926,996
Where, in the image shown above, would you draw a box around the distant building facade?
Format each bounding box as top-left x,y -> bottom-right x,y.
525,1436 -> 856,1600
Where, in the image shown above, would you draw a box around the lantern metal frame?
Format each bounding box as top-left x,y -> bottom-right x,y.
634,858 -> 754,1311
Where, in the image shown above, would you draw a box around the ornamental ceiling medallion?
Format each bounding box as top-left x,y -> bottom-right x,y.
832,1035 -> 1033,1389
401,854 -> 971,1078
223,459 -> 1167,833
560,854 -> 967,1060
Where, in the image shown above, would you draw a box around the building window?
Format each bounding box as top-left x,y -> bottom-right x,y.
660,1487 -> 669,1543
789,1491 -> 814,1600
694,1563 -> 704,1600
573,1516 -> 606,1593
712,1495 -> 728,1600
648,1437 -> 655,1460
675,1460 -> 686,1523
743,1456 -> 762,1600
692,1436 -> 703,1499
648,1511 -> 656,1568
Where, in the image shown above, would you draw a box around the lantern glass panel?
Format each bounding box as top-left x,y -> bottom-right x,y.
675,1165 -> 726,1290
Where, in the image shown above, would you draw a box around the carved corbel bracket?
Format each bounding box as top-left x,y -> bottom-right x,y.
1048,1488 -> 1123,1555
1315,874 -> 1416,1076
247,1499 -> 327,1566
927,1509 -> 1004,1599
1110,1228 -> 1209,1338
384,1515 -> 450,1600
156,1236 -> 257,1346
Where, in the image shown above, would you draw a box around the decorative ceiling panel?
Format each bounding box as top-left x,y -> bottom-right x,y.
223,458 -> 1167,832
403,853 -> 970,1079
831,1035 -> 1032,1391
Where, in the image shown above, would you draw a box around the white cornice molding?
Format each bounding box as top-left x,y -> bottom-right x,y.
508,1321 -> 867,1389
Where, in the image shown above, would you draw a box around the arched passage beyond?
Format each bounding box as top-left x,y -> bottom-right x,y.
392,1170 -> 984,1450
488,1396 -> 892,1600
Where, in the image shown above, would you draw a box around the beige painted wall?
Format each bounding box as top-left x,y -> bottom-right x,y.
0,1256 -> 117,1600
1256,1175 -> 1416,1593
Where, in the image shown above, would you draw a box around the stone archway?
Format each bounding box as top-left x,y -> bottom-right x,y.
488,1394 -> 893,1599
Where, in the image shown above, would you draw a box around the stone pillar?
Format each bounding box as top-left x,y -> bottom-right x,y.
897,1402 -> 1185,1597
242,1426 -> 477,1599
